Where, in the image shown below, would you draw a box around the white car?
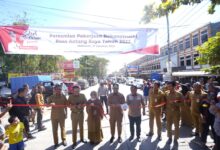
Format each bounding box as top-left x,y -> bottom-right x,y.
126,77 -> 135,86
133,78 -> 144,89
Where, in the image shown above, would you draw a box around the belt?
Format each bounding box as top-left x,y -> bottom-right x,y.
72,111 -> 83,114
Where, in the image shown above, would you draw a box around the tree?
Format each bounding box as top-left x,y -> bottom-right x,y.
175,0 -> 220,14
76,56 -> 108,79
196,32 -> 220,74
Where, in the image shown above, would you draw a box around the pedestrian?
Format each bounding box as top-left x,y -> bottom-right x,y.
48,84 -> 68,149
189,82 -> 207,136
68,86 -> 87,149
98,83 -> 109,114
5,116 -> 26,150
165,81 -> 183,145
147,81 -> 165,140
9,88 -> 35,139
126,85 -> 145,142
143,80 -> 150,106
86,91 -> 104,145
29,86 -> 38,127
107,84 -> 126,143
209,92 -> 220,150
107,81 -> 112,94
200,83 -> 217,146
35,85 -> 46,131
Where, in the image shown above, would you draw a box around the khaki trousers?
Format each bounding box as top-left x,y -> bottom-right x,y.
149,108 -> 162,136
51,118 -> 66,145
109,114 -> 123,137
166,111 -> 180,140
191,111 -> 202,134
71,112 -> 84,143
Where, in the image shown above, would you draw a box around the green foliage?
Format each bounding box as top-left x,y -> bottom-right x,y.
76,56 -> 108,79
196,32 -> 220,74
175,0 -> 220,14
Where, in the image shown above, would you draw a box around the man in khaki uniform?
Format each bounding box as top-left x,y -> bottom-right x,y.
68,86 -> 87,149
147,81 -> 165,140
107,84 -> 125,143
189,82 -> 207,136
48,84 -> 68,149
165,81 -> 183,145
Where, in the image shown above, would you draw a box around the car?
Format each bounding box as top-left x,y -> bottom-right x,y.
77,79 -> 89,90
63,81 -> 78,94
133,78 -> 144,89
126,77 -> 135,86
43,80 -> 68,100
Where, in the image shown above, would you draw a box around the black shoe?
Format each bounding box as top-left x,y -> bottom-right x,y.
72,143 -> 77,149
54,144 -> 59,149
109,137 -> 114,143
167,138 -> 172,144
62,141 -> 67,146
137,137 -> 141,142
27,134 -> 36,139
118,137 -> 122,143
80,139 -> 87,143
146,132 -> 154,136
157,135 -> 162,141
38,126 -> 46,132
129,136 -> 134,141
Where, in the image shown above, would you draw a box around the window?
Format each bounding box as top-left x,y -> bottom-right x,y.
186,55 -> 191,66
185,38 -> 190,49
173,44 -> 178,52
179,40 -> 184,51
201,30 -> 208,43
194,54 -> 199,65
193,34 -> 199,46
180,57 -> 184,66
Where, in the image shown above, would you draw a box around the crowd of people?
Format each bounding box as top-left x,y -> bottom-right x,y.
0,77 -> 219,150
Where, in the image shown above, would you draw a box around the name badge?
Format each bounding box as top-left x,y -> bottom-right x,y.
196,99 -> 200,103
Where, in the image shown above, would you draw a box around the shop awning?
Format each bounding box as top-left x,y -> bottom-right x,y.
172,71 -> 210,77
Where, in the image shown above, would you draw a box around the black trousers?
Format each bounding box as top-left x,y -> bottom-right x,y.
19,116 -> 30,133
201,119 -> 216,143
128,115 -> 141,138
215,135 -> 220,150
100,96 -> 108,113
36,109 -> 43,129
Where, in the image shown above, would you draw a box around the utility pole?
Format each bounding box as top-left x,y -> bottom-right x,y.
166,11 -> 172,80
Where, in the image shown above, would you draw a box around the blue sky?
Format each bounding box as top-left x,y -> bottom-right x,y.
0,0 -> 220,73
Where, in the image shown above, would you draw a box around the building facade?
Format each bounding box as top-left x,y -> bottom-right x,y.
126,22 -> 220,81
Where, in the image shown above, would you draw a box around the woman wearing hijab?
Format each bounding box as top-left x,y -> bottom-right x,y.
86,91 -> 104,145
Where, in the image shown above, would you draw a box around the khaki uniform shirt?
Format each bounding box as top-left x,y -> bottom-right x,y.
68,94 -> 87,113
149,89 -> 165,109
108,92 -> 125,117
165,91 -> 183,112
189,91 -> 207,114
48,94 -> 68,119
126,93 -> 145,117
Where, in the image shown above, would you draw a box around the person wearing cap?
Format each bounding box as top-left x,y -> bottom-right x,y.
143,80 -> 151,106
165,81 -> 183,145
209,92 -> 220,150
146,81 -> 165,140
48,84 -> 68,149
189,82 -> 207,137
107,83 -> 126,143
126,85 -> 145,142
68,86 -> 87,149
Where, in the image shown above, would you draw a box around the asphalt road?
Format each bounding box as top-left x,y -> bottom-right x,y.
1,84 -> 215,150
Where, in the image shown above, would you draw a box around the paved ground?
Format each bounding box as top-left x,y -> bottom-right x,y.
0,84 -> 215,150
